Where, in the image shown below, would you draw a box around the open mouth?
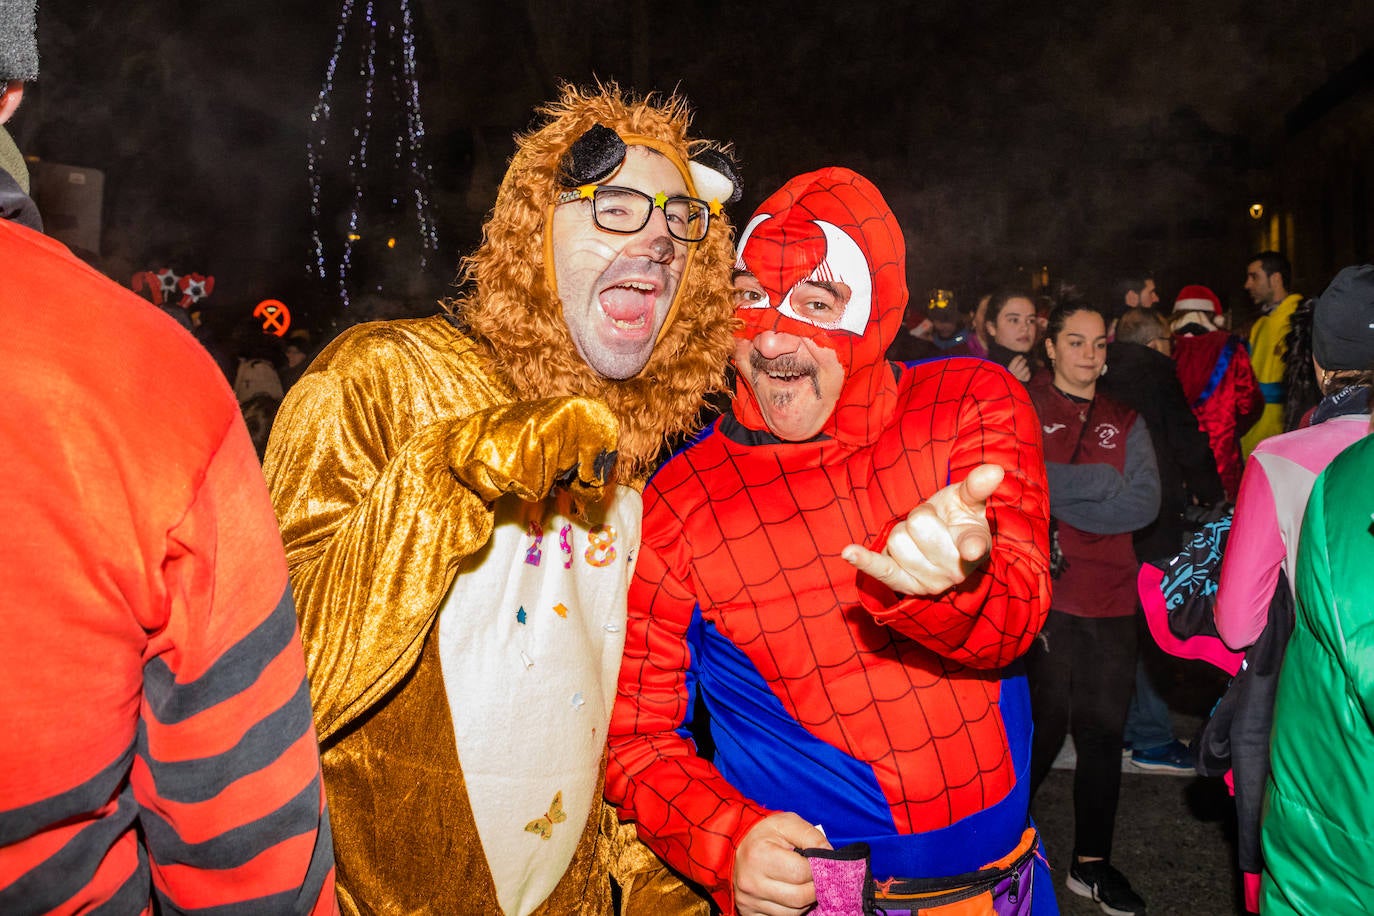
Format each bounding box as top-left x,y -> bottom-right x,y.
598,280 -> 659,333
750,351 -> 820,392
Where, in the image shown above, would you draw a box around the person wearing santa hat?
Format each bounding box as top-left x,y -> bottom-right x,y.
1170,284 -> 1263,499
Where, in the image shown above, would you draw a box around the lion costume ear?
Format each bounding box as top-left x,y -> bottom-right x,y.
557,124 -> 626,187
689,148 -> 742,206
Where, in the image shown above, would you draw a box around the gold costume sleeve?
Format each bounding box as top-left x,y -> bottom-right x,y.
264,321 -> 506,742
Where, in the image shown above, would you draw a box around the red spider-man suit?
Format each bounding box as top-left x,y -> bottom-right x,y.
605,169 -> 1052,913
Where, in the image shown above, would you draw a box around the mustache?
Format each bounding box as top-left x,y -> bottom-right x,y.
748,350 -> 823,399
748,350 -> 819,378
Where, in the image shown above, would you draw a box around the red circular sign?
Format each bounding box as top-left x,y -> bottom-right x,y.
253,299 -> 292,337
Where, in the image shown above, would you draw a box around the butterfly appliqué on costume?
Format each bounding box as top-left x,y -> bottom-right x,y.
524,791 -> 567,840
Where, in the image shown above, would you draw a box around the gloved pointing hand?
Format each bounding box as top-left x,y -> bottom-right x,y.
446,396 -> 619,505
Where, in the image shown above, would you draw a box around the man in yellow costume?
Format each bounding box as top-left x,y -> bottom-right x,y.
265,85 -> 740,916
1241,250 -> 1303,457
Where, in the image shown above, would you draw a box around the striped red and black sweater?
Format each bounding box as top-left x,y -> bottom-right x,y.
0,217 -> 336,914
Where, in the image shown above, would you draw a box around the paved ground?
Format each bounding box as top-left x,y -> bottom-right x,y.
1032,653 -> 1246,915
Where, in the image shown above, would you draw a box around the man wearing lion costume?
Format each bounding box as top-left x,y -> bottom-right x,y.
264,85 -> 740,915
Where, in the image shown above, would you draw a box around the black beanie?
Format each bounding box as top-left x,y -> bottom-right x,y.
1313,265 -> 1374,372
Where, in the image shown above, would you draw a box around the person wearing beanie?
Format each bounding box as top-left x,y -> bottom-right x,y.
1241,251 -> 1304,457
1309,264 -> 1374,383
0,7 -> 338,912
1213,265 -> 1374,912
1170,284 -> 1263,499
0,0 -> 36,227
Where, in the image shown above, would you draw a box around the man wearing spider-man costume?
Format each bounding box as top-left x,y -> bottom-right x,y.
606,168 -> 1056,915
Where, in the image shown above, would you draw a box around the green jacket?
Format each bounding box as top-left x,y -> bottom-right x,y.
1262,432 -> 1374,913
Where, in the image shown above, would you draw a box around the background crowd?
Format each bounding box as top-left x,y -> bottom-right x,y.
882,256 -> 1373,915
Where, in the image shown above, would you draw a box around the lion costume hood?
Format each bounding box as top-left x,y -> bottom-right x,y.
455,84 -> 740,483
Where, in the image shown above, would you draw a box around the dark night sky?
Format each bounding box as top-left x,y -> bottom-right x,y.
11,0 -> 1374,329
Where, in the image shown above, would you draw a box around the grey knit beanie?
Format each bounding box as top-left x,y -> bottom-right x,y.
0,0 -> 38,81
1313,265 -> 1374,373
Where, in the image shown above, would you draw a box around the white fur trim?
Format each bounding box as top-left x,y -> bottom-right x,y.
1171,310 -> 1221,332
1173,297 -> 1218,314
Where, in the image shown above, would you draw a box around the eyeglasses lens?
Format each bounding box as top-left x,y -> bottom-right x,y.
590,187 -> 708,242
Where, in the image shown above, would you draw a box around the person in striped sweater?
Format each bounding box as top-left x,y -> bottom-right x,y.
0,9 -> 336,912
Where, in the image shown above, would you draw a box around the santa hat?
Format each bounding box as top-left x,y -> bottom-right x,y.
1173,285 -> 1222,316
1171,284 -> 1223,333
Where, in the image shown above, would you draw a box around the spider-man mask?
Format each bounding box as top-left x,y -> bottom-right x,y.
731,167 -> 907,447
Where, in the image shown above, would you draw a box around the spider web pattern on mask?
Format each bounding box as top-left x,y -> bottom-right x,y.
734,168 -> 908,449
607,357 -> 1050,899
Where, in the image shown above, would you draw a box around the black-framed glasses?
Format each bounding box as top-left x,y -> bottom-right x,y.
556,184 -> 711,243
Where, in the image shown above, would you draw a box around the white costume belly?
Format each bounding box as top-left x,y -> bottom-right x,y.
437,487 -> 639,916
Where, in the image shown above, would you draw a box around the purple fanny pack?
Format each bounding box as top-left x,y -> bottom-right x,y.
802,826 -> 1039,916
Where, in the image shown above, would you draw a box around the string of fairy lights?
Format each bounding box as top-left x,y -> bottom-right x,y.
307,0 -> 439,308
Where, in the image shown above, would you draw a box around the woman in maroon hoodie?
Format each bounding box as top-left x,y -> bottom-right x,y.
1024,301 -> 1161,915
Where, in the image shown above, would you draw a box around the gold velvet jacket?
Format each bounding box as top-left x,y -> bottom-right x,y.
266,317 -> 713,915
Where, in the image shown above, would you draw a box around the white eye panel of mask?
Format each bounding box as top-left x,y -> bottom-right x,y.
732,215 -> 872,334
777,221 -> 871,335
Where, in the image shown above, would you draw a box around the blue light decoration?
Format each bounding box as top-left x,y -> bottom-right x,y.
307,0 -> 439,308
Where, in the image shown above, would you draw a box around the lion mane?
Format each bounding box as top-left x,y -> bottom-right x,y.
449,83 -> 739,485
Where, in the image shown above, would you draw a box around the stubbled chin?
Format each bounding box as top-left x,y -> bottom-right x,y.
596,312 -> 657,351
753,378 -> 821,426
759,403 -> 824,441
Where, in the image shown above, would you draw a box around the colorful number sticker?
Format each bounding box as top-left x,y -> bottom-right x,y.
525,520 -> 544,567
585,523 -> 617,567
559,523 -> 573,569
